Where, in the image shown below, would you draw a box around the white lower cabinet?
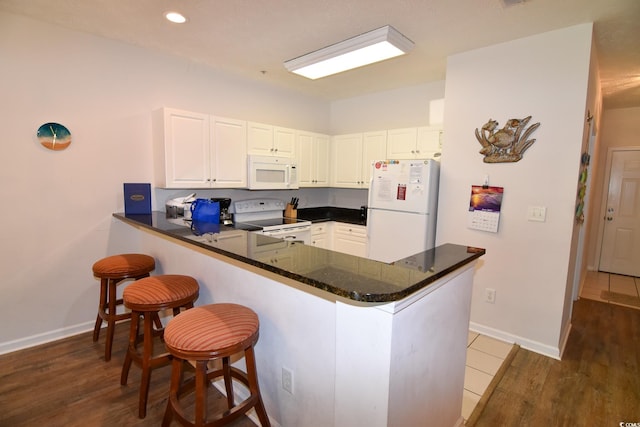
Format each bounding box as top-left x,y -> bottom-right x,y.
331,223 -> 367,257
310,223 -> 331,249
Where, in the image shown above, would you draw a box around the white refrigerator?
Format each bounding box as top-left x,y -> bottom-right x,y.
366,159 -> 440,263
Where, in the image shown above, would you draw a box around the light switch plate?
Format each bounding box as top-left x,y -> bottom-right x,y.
527,206 -> 547,222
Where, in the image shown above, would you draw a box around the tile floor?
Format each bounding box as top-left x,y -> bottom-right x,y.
462,332 -> 513,422
580,270 -> 640,309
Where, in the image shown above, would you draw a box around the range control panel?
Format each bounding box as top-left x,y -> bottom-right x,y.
233,199 -> 286,214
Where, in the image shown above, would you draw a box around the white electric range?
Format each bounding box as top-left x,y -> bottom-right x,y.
233,198 -> 311,244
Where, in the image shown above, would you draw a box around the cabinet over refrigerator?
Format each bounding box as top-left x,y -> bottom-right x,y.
367,159 -> 440,263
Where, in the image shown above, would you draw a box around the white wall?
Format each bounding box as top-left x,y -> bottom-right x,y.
0,11 -> 329,352
436,24 -> 594,358
329,81 -> 446,133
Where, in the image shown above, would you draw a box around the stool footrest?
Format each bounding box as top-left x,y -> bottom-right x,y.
168,363 -> 258,427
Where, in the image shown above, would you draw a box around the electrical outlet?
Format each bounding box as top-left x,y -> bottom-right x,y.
485,288 -> 496,304
282,367 -> 294,394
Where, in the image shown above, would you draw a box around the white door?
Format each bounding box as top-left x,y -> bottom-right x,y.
599,149 -> 640,276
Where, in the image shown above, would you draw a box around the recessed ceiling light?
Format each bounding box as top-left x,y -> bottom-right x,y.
165,11 -> 187,24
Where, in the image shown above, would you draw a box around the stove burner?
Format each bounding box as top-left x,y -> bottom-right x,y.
233,198 -> 311,232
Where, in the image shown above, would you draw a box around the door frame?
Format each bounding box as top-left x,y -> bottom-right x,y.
571,118 -> 596,302
595,146 -> 640,272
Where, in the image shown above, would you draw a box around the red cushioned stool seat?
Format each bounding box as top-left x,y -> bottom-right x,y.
162,303 -> 270,427
121,274 -> 200,419
92,253 -> 155,361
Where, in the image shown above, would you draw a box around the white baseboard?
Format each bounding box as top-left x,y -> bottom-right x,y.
0,321 -> 94,356
469,321 -> 562,360
557,322 -> 572,359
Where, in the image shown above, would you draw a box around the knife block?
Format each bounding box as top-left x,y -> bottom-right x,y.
285,203 -> 297,219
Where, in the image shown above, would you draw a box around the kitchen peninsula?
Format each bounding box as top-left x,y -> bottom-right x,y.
114,212 -> 485,427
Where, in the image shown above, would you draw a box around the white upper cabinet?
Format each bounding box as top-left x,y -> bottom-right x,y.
210,116 -> 248,188
361,131 -> 388,185
153,108 -> 247,188
386,127 -> 418,159
247,122 -> 296,158
416,127 -> 443,160
298,131 -> 330,187
332,131 -> 386,188
274,126 -> 296,158
332,133 -> 363,188
386,126 -> 442,159
154,108 -> 210,188
154,107 -> 440,190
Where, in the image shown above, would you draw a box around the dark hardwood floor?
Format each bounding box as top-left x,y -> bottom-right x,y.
0,320 -> 256,426
469,298 -> 640,426
1,298 -> 638,426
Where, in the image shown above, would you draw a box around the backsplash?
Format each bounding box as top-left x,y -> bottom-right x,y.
154,187 -> 368,212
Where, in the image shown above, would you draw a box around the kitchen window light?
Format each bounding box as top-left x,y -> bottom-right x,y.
284,25 -> 414,80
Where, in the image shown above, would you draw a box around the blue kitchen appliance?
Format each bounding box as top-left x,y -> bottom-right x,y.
190,198 -> 220,223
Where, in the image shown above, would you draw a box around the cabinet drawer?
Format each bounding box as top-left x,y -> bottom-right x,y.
333,223 -> 366,239
311,223 -> 328,235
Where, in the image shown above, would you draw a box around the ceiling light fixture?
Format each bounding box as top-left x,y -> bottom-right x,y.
284,25 -> 414,80
165,11 -> 187,24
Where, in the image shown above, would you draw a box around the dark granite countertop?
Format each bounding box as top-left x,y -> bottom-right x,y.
114,212 -> 485,303
296,207 -> 366,225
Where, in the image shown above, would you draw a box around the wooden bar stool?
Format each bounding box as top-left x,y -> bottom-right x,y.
162,303 -> 270,427
92,253 -> 155,361
121,274 -> 200,419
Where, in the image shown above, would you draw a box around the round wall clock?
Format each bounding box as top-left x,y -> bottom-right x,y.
37,122 -> 72,150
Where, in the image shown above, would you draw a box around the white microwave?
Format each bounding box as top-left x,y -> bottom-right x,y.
247,155 -> 299,190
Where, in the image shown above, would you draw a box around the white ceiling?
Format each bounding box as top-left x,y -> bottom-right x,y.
2,0 -> 639,108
